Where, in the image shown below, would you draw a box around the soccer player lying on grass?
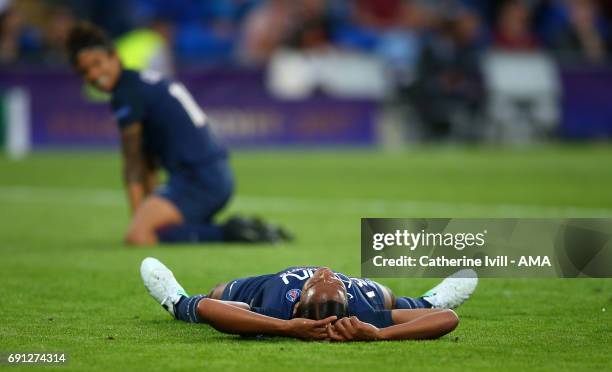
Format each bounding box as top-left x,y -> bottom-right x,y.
65,22 -> 289,246
140,257 -> 478,341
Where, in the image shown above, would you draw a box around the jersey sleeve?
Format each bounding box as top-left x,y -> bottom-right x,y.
353,309 -> 393,328
111,84 -> 145,129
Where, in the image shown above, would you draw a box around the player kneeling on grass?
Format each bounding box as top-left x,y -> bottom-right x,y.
140,257 -> 477,341
65,22 -> 290,246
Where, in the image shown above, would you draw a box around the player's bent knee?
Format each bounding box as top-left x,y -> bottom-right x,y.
125,228 -> 156,246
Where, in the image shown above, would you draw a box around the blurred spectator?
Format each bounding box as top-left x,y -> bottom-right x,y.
41,6 -> 75,65
285,0 -> 332,52
0,2 -> 21,64
65,0 -> 131,38
0,1 -> 43,65
494,0 -> 540,51
551,0 -> 609,64
353,0 -> 405,29
334,0 -> 418,51
239,0 -> 295,65
1,0 -> 611,68
407,8 -> 485,140
379,3 -> 434,85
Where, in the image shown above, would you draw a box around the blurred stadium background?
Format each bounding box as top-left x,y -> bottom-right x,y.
1,0 -> 611,153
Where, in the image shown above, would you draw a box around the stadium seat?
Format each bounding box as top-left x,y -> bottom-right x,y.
482,52 -> 561,144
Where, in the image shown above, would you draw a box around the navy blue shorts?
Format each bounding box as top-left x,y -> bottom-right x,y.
156,159 -> 234,224
220,279 -> 248,302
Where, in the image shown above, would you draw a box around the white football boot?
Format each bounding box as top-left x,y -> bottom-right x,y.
422,269 -> 478,309
140,257 -> 188,317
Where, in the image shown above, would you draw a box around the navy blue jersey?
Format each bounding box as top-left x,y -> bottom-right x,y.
111,69 -> 227,174
221,267 -> 394,328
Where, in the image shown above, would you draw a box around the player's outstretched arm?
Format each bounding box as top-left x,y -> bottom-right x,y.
120,123 -> 147,214
380,309 -> 459,340
328,309 -> 459,342
142,152 -> 159,196
197,298 -> 336,340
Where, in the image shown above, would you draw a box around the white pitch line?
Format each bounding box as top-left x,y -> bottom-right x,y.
0,185 -> 611,217
0,186 -> 124,207
234,195 -> 612,217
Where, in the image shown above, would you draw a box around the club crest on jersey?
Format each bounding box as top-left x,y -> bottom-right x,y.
285,289 -> 301,303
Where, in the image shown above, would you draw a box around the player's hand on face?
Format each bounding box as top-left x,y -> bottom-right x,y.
285,316 -> 337,341
327,316 -> 380,342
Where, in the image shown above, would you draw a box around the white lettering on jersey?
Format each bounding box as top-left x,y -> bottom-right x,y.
140,70 -> 162,84
280,270 -> 311,284
279,268 -> 377,298
169,83 -> 207,127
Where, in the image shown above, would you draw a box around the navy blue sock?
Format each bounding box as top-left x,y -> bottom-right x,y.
175,295 -> 207,323
395,296 -> 433,309
157,224 -> 224,243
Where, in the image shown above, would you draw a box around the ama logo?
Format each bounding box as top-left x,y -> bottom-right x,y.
285,289 -> 301,303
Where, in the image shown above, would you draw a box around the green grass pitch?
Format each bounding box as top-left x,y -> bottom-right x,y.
0,146 -> 611,371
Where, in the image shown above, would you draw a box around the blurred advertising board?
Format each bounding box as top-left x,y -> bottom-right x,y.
0,69 -> 377,148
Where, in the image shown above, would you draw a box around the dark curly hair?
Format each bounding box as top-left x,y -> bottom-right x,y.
66,21 -> 114,67
295,300 -> 348,321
